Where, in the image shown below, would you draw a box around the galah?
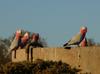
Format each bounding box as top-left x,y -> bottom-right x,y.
9,29 -> 21,52
27,33 -> 40,48
79,37 -> 87,47
31,33 -> 39,43
63,26 -> 87,47
20,32 -> 30,48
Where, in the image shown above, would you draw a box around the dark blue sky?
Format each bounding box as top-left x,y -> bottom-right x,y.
0,0 -> 100,47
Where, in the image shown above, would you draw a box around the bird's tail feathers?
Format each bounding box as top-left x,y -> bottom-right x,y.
63,43 -> 68,46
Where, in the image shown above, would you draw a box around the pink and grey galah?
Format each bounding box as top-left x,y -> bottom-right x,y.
63,26 -> 87,47
20,32 -> 30,48
9,29 -> 22,52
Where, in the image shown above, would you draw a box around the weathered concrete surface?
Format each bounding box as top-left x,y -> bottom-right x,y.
12,48 -> 27,62
12,47 -> 100,74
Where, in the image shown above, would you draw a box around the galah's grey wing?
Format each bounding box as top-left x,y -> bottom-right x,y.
9,38 -> 18,52
67,33 -> 82,45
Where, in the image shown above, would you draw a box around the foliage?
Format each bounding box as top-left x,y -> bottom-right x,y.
0,38 -> 11,65
0,59 -> 80,74
87,38 -> 96,46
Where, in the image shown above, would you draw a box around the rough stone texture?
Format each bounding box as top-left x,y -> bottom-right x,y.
12,47 -> 100,74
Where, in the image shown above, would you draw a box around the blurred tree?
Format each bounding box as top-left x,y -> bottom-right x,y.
38,37 -> 48,47
87,38 -> 95,46
0,38 -> 11,65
